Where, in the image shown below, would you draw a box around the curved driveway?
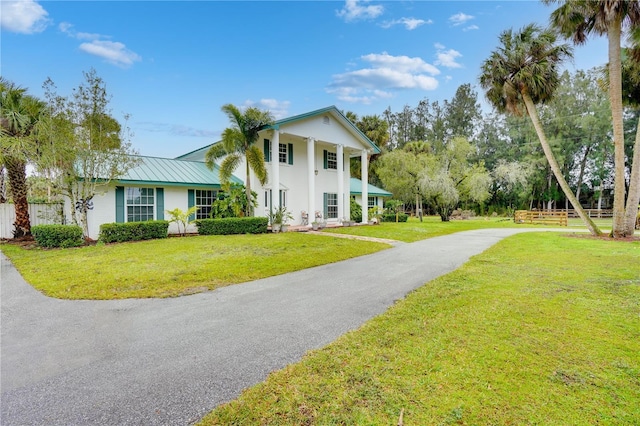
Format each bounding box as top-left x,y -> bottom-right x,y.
2,228 -> 549,425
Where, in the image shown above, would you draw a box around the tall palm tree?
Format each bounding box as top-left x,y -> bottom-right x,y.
620,48 -> 640,234
0,78 -> 45,237
544,0 -> 640,237
480,24 -> 602,236
205,104 -> 274,216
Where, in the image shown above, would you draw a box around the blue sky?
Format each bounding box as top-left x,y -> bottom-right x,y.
2,0 -> 608,158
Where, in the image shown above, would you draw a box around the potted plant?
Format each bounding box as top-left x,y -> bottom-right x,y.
311,221 -> 319,231
269,206 -> 293,233
368,207 -> 382,225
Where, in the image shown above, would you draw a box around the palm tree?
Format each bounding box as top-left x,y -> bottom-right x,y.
544,0 -> 640,237
0,78 -> 46,237
205,104 -> 274,216
479,24 -> 602,236
620,48 -> 640,234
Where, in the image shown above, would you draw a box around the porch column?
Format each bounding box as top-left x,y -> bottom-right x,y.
307,137 -> 315,225
337,144 -> 344,221
361,149 -> 368,223
271,129 -> 280,208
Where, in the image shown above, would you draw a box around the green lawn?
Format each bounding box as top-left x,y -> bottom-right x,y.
200,233 -> 640,425
325,216 -> 527,243
0,233 -> 388,299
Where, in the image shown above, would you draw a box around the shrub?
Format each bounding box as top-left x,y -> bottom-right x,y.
195,217 -> 268,235
381,213 -> 409,222
99,220 -> 169,243
32,224 -> 84,248
350,198 -> 362,223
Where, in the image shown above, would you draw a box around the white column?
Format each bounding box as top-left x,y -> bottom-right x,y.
271,129 -> 280,208
337,144 -> 344,222
307,137 -> 315,226
361,149 -> 368,223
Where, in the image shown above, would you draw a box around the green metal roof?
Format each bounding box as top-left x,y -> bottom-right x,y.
116,156 -> 242,187
350,178 -> 392,197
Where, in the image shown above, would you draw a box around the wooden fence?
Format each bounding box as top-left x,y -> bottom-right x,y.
514,210 -> 568,226
0,203 -> 65,239
539,209 -> 613,219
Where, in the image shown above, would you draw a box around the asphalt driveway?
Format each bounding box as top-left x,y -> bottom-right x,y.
2,228 -> 545,425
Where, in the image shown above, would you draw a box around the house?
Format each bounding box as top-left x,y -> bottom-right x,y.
350,178 -> 392,213
176,106 -> 383,225
67,106 -> 388,239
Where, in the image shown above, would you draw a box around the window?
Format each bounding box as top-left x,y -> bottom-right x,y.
326,193 -> 338,219
368,197 -> 377,208
279,143 -> 288,163
327,151 -> 337,170
126,187 -> 154,222
264,140 -> 293,164
196,189 -> 217,219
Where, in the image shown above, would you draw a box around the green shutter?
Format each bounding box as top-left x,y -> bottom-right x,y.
264,139 -> 270,162
323,150 -> 328,169
323,192 -> 328,219
188,189 -> 195,221
156,188 -> 164,220
115,186 -> 125,223
288,143 -> 293,165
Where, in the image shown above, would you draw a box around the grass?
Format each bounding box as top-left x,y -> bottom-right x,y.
0,233 -> 388,299
199,233 -> 640,425
325,216 -> 525,243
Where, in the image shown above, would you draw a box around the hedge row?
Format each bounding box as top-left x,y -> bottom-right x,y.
32,224 -> 84,248
195,217 -> 268,235
99,220 -> 169,243
381,213 -> 409,222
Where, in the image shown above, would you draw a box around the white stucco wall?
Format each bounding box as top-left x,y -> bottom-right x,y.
66,185 -> 201,240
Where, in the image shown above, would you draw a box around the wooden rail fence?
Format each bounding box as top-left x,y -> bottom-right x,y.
514,210 -> 568,226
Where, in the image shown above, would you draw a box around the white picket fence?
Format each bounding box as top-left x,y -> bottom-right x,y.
0,203 -> 65,239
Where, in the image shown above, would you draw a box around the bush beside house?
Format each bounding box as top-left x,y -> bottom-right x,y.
32,224 -> 84,248
99,220 -> 169,243
195,217 -> 268,235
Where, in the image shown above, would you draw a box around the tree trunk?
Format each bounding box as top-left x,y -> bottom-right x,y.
575,145 -> 591,201
245,160 -> 252,217
522,93 -> 602,236
623,115 -> 640,235
608,20 -> 627,237
4,156 -> 31,237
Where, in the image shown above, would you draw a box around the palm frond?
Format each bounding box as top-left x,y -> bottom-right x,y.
246,145 -> 268,185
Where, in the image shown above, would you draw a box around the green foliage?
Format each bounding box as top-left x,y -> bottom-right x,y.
268,206 -> 293,225
166,206 -> 199,236
211,185 -> 257,218
350,197 -> 362,223
195,217 -> 268,235
99,220 -> 169,243
31,224 -> 83,248
205,104 -> 274,216
381,213 -> 408,222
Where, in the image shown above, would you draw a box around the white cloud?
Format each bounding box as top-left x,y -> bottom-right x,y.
381,17 -> 431,31
138,122 -> 217,138
449,12 -> 474,26
327,52 -> 440,104
59,22 -> 104,40
79,40 -> 141,67
60,22 -> 141,67
463,25 -> 479,32
1,0 -> 49,34
336,0 -> 383,22
362,52 -> 440,75
243,99 -> 290,119
434,44 -> 463,69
